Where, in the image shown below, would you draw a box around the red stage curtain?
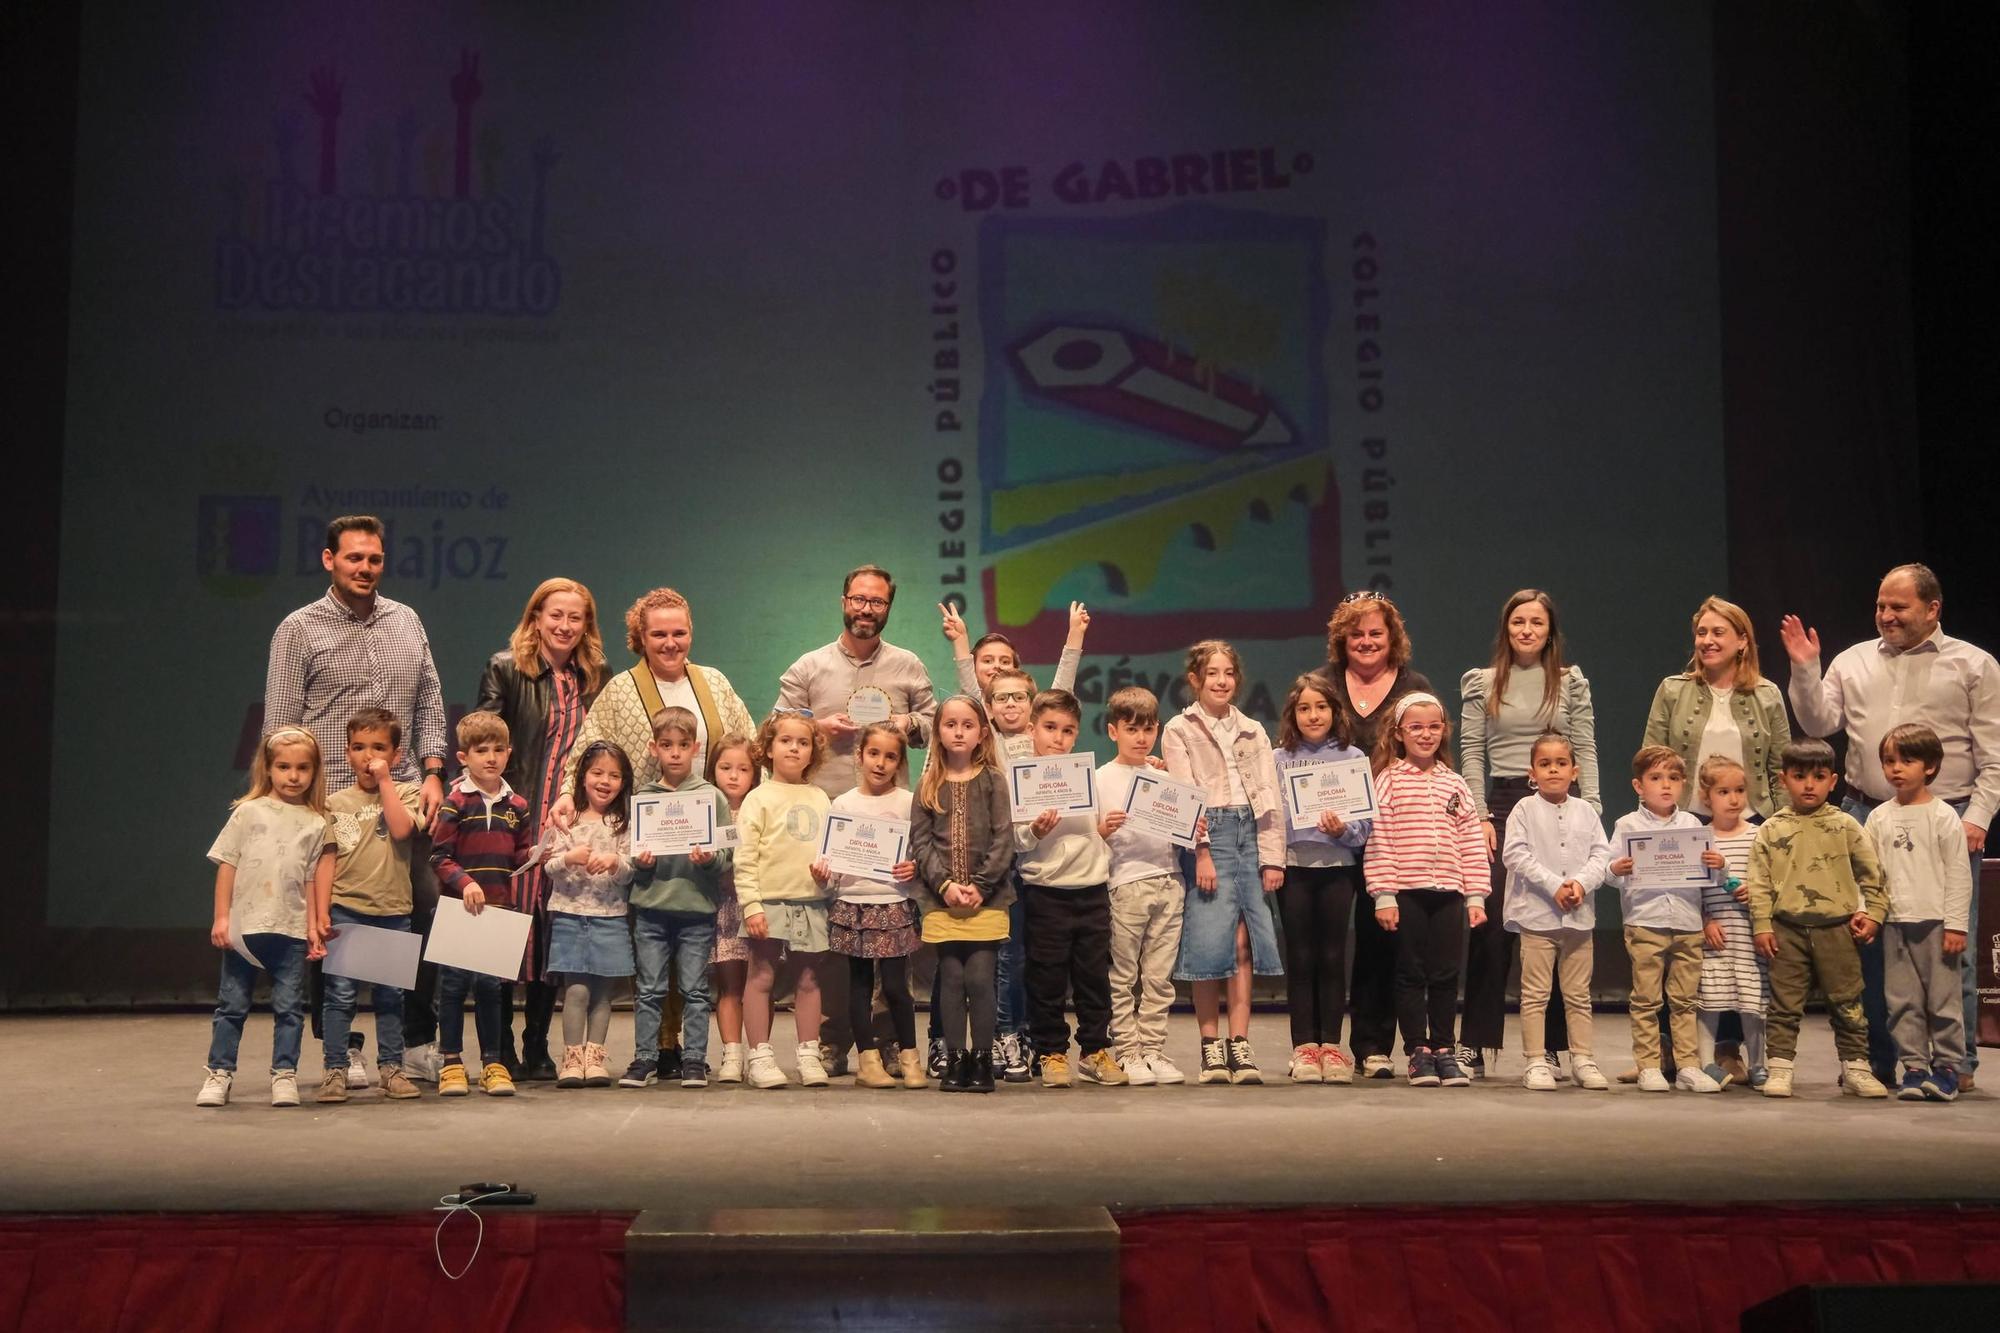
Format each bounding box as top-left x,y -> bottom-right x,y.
1118,1204 -> 2000,1333
0,1212 -> 632,1333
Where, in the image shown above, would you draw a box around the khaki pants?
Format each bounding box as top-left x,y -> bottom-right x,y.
1625,925 -> 1701,1069
1108,874 -> 1185,1060
1519,928 -> 1594,1060
1767,916 -> 1868,1062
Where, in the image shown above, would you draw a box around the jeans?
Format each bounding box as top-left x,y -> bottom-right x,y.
632,908 -> 716,1067
208,933 -> 308,1073
995,889 -> 1028,1036
320,905 -> 410,1070
437,963 -> 504,1066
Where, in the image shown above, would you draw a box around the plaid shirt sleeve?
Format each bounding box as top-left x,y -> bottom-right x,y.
262,615 -> 307,735
412,626 -> 447,763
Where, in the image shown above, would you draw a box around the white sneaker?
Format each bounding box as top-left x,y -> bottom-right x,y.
1288,1045 -> 1323,1083
196,1068 -> 232,1107
1572,1060 -> 1610,1091
270,1070 -> 300,1107
1677,1066 -> 1722,1094
1841,1060 -> 1889,1099
795,1041 -> 829,1088
401,1041 -> 442,1084
1761,1057 -> 1795,1098
1637,1068 -> 1671,1093
1124,1053 -> 1157,1086
747,1043 -> 788,1089
1361,1054 -> 1395,1079
344,1061 -> 370,1090
1522,1059 -> 1557,1091
715,1042 -> 745,1083
1149,1053 -> 1186,1085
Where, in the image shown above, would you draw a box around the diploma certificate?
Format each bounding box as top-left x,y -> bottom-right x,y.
1007,753 -> 1098,821
1282,755 -> 1378,832
630,792 -> 719,856
1622,828 -> 1716,889
1119,770 -> 1205,849
846,686 -> 893,725
818,813 -> 911,879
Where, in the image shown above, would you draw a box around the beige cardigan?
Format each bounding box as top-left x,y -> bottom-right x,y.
1160,703 -> 1286,868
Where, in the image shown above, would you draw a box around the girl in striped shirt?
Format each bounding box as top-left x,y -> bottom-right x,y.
1695,754 -> 1769,1088
1367,693 -> 1490,1086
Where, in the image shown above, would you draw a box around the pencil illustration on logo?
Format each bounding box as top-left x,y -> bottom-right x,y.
978,206 -> 1339,658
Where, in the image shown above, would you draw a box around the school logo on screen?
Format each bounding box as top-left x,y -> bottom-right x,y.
214,51 -> 562,317
196,495 -> 282,595
973,205 -> 1338,658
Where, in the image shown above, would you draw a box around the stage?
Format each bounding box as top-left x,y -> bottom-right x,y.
6,1011 -> 1995,1215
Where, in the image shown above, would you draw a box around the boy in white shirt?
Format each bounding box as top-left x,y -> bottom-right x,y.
1096,687 -> 1189,1086
1500,734 -> 1612,1091
1607,746 -> 1725,1093
1865,723 -> 1974,1102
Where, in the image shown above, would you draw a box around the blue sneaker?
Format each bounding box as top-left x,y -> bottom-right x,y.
1407,1047 -> 1440,1087
1747,1065 -> 1768,1089
1898,1068 -> 1929,1101
1922,1065 -> 1959,1103
1703,1062 -> 1735,1091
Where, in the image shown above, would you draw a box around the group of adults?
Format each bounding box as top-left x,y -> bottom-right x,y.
265,515 -> 1996,1086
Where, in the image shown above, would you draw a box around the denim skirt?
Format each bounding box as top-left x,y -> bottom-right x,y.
1173,805 -> 1283,981
547,911 -> 636,978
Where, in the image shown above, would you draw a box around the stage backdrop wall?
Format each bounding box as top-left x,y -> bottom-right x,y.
33,3 -> 1725,1001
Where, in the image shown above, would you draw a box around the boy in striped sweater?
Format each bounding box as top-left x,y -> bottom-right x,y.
429,710 -> 536,1097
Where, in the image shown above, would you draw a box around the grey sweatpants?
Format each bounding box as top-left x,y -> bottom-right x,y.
1883,920 -> 1967,1071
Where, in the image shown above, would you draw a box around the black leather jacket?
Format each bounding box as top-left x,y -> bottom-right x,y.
475,651 -> 602,813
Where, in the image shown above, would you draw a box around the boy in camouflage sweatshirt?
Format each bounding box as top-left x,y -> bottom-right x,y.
1747,739 -> 1890,1099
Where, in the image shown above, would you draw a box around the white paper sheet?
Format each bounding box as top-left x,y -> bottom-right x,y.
423,897 -> 533,979
323,921 -> 423,990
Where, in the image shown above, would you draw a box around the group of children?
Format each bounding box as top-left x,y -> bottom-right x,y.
200,634 -> 1973,1108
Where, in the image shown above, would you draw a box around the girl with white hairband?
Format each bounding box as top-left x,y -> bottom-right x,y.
1367,691 -> 1490,1087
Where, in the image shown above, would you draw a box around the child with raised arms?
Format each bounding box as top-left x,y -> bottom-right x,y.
736,709 -> 834,1088
429,710 -> 537,1098
912,694 -> 1017,1091
1270,672 -> 1371,1084
199,727 -> 335,1108
705,734 -> 759,1083
1693,755 -> 1769,1089
1865,724 -> 1973,1102
314,708 -> 425,1104
1499,733 -> 1610,1091
1366,693 -> 1487,1087
820,722 -> 922,1089
941,600 -> 1088,701
621,709 -> 728,1090
1164,640 -> 1285,1085
1607,746 -> 1723,1094
540,739 -> 637,1088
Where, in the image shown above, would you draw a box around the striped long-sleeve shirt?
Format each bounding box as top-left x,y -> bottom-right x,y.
1365,760 -> 1489,904
430,777 -> 535,909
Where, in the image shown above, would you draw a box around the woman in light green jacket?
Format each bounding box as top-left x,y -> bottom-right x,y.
1641,596 -> 1791,818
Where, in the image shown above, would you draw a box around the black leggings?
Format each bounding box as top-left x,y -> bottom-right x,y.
1393,889 -> 1467,1053
1462,778 -> 1569,1051
1348,868 -> 1398,1059
935,942 -> 999,1054
847,954 -> 915,1054
1278,865 -> 1358,1047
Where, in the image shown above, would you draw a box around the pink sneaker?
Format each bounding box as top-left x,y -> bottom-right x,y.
1317,1045 -> 1353,1084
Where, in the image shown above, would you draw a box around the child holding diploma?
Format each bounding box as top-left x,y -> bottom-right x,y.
314,707 -> 425,1104
1271,673 -> 1371,1084
1164,640 -> 1284,1086
820,722 -> 921,1089
913,694 -> 1016,1092
736,710 -> 834,1089
705,735 -> 759,1082
1500,733 -> 1611,1091
1366,694 -> 1487,1087
540,739 -> 637,1089
199,727 -> 334,1108
1607,746 -> 1724,1093
429,711 -> 536,1099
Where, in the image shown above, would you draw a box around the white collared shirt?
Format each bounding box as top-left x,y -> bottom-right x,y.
1788,627 -> 2000,827
455,773 -> 517,816
1500,792 -> 1610,933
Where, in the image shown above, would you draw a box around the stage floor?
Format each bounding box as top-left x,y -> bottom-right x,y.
4,1012 -> 1994,1214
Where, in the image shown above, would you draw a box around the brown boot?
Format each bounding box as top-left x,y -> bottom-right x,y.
855,1048 -> 897,1089
897,1047 -> 927,1089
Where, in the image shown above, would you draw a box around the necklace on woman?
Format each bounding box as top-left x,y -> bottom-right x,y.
1347,668 -> 1392,714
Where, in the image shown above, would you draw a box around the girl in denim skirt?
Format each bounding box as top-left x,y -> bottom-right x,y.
542,740 -> 638,1088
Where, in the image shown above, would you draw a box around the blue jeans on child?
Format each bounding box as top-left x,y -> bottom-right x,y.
437,963 -> 504,1066
632,909 -> 716,1066
320,905 -> 410,1071
207,933 -> 308,1073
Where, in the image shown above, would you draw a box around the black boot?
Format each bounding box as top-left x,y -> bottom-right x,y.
497,986 -> 523,1080
940,1049 -> 969,1092
968,1050 -> 995,1093
521,980 -> 557,1081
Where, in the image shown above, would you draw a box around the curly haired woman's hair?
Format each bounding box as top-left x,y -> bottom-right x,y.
1325,593 -> 1413,672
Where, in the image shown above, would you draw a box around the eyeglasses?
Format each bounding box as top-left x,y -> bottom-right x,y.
989,690 -> 1030,703
771,706 -> 816,720
1399,722 -> 1444,735
844,595 -> 890,611
1340,589 -> 1387,604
